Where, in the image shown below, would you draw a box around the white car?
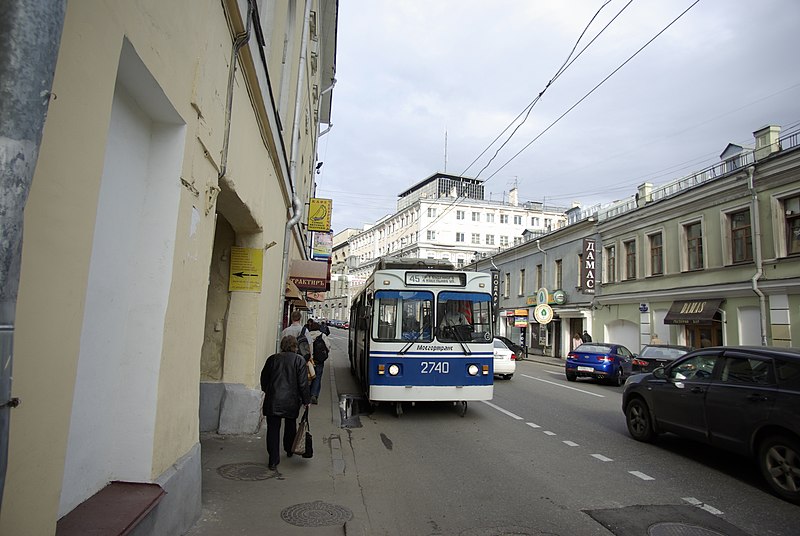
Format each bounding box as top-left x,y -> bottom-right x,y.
493,338 -> 516,380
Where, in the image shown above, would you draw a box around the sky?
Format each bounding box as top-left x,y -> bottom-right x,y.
315,0 -> 800,234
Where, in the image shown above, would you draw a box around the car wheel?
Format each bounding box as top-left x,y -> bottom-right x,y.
758,435 -> 800,504
565,372 -> 576,382
506,374 -> 513,380
611,367 -> 625,387
625,398 -> 655,442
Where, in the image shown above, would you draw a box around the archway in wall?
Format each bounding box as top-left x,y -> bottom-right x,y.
604,319 -> 639,353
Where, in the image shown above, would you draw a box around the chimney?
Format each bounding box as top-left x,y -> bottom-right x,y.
636,182 -> 653,207
509,188 -> 519,207
754,125 -> 781,161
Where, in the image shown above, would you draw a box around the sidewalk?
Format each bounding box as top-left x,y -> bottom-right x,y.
186,362 -> 368,536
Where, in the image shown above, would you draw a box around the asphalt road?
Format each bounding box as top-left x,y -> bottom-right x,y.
325,329 -> 798,536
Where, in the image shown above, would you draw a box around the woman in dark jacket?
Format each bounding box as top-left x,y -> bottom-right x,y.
260,335 -> 311,470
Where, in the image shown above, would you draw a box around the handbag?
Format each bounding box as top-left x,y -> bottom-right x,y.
292,408 -> 313,458
307,358 -> 316,382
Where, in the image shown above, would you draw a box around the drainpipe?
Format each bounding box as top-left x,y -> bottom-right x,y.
747,166 -> 768,346
276,0 -> 314,349
0,0 -> 66,511
317,78 -> 336,136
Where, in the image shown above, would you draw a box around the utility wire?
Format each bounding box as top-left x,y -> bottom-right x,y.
485,0 -> 701,183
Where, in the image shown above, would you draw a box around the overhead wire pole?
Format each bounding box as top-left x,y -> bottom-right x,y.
0,0 -> 66,511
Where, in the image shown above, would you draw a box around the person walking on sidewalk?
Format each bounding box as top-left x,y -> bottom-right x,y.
260,335 -> 310,470
305,320 -> 331,405
281,310 -> 304,339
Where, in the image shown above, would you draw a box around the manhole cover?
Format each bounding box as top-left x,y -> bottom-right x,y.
281,500 -> 353,527
648,523 -> 727,536
216,462 -> 275,481
460,527 -> 543,536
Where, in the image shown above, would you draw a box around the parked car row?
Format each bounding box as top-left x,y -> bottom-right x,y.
326,319 -> 349,329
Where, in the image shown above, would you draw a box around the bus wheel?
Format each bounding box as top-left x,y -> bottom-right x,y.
458,401 -> 468,417
395,402 -> 403,417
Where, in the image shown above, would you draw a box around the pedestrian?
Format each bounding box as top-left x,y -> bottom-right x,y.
650,333 -> 663,344
581,330 -> 592,343
297,319 -> 313,358
572,332 -> 583,350
260,335 -> 311,471
281,310 -> 304,339
319,320 -> 331,336
305,320 -> 331,405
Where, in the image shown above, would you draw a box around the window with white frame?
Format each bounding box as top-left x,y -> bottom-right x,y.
427,207 -> 436,217
456,210 -> 464,220
514,236 -> 522,245
503,273 -> 510,298
513,215 -> 522,225
500,236 -> 509,246
427,230 -> 436,240
486,213 -> 495,223
605,244 -> 616,283
486,234 -> 495,245
648,232 -> 663,276
728,208 -> 753,263
531,217 -> 540,226
472,211 -> 480,222
471,233 -> 480,244
624,239 -> 636,280
519,269 -> 525,296
535,264 -> 542,290
555,259 -> 562,289
500,214 -> 509,224
455,232 -> 465,242
457,257 -> 465,268
780,194 -> 800,256
684,221 -> 704,271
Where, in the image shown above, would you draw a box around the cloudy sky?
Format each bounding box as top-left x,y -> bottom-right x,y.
315,0 -> 800,233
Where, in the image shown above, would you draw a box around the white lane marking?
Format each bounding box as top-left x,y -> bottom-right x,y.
591,454 -> 613,462
544,370 -> 562,376
480,400 -> 523,420
521,374 -> 606,397
629,471 -> 655,481
526,422 -> 541,429
563,441 -> 579,447
543,431 -> 557,436
682,497 -> 724,515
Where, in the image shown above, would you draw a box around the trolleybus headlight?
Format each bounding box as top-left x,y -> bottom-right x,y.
467,364 -> 480,376
388,364 -> 400,376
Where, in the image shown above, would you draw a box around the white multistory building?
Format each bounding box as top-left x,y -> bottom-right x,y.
345,172 -> 570,296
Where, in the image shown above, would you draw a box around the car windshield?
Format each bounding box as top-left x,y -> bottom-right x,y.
641,346 -> 689,359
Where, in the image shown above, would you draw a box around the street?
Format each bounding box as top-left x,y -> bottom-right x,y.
325,329 -> 799,536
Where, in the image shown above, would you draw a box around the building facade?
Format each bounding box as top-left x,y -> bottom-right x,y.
2,1 -> 337,534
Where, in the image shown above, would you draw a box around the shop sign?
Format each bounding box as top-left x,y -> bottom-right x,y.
581,239 -> 596,294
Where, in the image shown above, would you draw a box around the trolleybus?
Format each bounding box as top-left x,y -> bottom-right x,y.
348,257 -> 495,416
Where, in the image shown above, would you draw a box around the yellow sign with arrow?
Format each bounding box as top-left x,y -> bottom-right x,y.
229,246 -> 263,292
308,198 -> 332,232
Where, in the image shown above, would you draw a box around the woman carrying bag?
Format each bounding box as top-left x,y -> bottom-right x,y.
260,335 -> 311,471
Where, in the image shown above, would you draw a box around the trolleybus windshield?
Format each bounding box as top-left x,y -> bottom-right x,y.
437,291 -> 492,343
373,290 -> 434,343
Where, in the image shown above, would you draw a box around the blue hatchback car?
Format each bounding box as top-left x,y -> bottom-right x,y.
565,343 -> 635,386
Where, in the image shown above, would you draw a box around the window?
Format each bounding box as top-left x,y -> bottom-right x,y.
472,211 -> 480,222
374,290 -> 433,342
555,259 -> 562,289
624,240 -> 636,280
503,273 -> 510,298
514,236 -> 522,245
456,210 -> 464,220
500,236 -> 509,247
457,257 -> 465,268
500,214 -> 509,224
427,230 -> 436,240
531,217 -> 540,227
513,215 -> 522,225
535,264 -> 542,290
605,245 -> 616,283
486,234 -> 495,245
545,218 -> 552,228
784,194 -> 800,255
685,221 -> 704,271
486,213 -> 495,223
519,269 -> 525,296
436,291 -> 492,343
649,232 -> 663,276
455,232 -> 464,242
427,207 -> 437,217
730,209 -> 753,263
471,233 -> 480,244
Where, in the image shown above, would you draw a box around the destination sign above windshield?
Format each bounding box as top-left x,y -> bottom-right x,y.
405,272 -> 466,286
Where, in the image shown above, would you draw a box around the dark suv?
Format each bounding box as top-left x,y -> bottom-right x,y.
623,346 -> 800,504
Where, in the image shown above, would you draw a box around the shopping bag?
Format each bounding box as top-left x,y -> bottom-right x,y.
302,426 -> 313,459
292,408 -> 310,455
307,358 -> 316,382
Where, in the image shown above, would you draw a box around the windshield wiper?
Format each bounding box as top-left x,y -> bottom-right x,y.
439,326 -> 472,355
398,330 -> 425,355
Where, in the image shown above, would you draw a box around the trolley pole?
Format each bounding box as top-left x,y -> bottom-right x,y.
0,0 -> 66,512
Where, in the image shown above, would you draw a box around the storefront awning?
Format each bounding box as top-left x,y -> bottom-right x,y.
289,259 -> 330,291
664,299 -> 723,325
285,280 -> 302,300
